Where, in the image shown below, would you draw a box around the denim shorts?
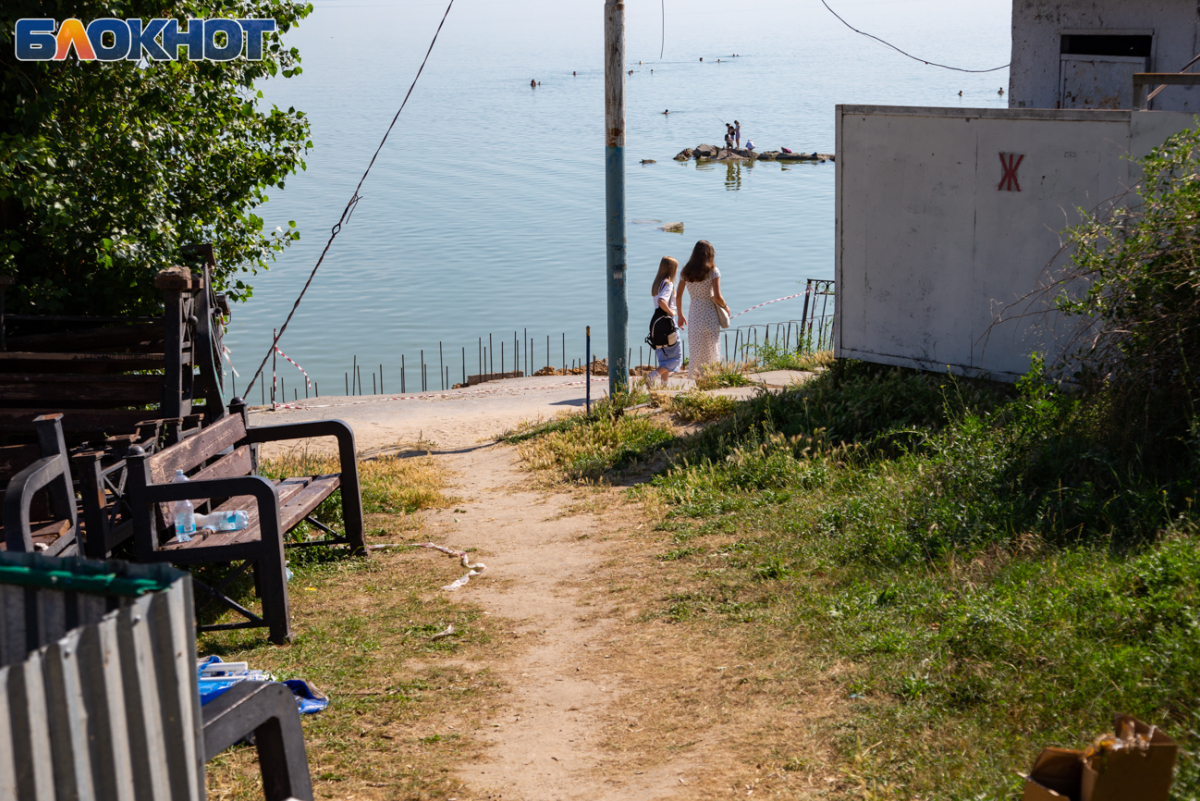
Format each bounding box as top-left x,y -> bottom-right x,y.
656,340 -> 682,372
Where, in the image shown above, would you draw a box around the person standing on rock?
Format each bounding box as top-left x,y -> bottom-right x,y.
648,257 -> 682,387
677,240 -> 730,380
724,124 -> 734,150
734,120 -> 741,148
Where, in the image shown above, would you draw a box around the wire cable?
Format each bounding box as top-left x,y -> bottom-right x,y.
818,0 -> 1009,74
244,0 -> 456,396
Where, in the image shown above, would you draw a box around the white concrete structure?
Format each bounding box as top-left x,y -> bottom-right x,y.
834,106 -> 1193,381
1009,0 -> 1200,111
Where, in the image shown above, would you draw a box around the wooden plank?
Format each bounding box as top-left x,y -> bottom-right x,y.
4,324 -> 164,353
153,446 -> 253,526
146,414 -> 247,484
279,475 -> 341,532
0,352 -> 166,374
0,409 -> 151,440
0,443 -> 41,482
224,477 -> 311,546
0,374 -> 161,409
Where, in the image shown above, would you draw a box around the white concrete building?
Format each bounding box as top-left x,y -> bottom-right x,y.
1009,0 -> 1200,111
835,106 -> 1192,381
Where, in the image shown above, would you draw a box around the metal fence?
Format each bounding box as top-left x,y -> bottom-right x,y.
724,279 -> 835,365
0,553 -> 204,801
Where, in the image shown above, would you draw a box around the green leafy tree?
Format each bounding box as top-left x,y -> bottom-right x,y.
0,0 -> 312,317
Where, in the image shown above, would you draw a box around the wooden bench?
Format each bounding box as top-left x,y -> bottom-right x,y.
0,249 -> 227,450
0,413 -> 79,555
124,398 -> 366,643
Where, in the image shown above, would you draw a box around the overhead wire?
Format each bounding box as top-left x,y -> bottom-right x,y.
818,0 -> 1009,74
244,0 -> 457,396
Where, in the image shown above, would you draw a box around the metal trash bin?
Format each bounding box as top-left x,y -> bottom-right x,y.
0,551 -> 205,800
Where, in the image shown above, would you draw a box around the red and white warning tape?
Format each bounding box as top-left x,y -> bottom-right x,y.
274,346 -> 312,388
731,291 -> 808,320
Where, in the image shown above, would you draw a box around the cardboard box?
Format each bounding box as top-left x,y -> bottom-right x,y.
1020,715 -> 1177,801
1081,715 -> 1177,801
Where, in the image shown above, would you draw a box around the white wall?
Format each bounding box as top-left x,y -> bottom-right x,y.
1009,0 -> 1200,111
835,106 -> 1193,381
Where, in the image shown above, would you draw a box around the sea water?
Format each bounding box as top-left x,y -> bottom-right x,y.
225,0 -> 1010,398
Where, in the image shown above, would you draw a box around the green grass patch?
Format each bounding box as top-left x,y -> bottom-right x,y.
630,359 -> 1200,799
669,389 -> 738,423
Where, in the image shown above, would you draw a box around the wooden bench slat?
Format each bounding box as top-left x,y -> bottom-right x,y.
0,352 -> 167,374
147,414 -> 247,484
4,323 -> 164,353
279,475 -> 341,533
0,374 -> 162,408
154,445 -> 255,528
157,474 -> 342,554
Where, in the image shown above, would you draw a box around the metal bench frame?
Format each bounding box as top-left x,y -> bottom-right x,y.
124,398 -> 365,643
2,414 -> 77,555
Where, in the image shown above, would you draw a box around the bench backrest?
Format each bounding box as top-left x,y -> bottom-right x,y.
144,413 -> 250,531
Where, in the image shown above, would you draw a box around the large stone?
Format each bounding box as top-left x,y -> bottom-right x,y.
693,143 -> 719,159
658,222 -> 684,232
674,148 -> 693,161
756,151 -> 779,161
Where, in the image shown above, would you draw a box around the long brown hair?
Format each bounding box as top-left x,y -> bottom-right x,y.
651,256 -> 678,295
680,240 -> 715,283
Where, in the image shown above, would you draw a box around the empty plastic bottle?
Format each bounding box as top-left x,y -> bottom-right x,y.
172,469 -> 196,542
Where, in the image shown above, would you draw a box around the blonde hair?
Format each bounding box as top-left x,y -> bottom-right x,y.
651,256 -> 678,295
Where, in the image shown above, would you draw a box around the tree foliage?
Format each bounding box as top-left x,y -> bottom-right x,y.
0,0 -> 312,317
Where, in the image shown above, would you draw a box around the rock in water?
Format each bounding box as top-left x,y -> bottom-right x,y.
674,148 -> 693,161
757,151 -> 779,161
641,159 -> 657,164
693,143 -> 719,159
658,222 -> 685,232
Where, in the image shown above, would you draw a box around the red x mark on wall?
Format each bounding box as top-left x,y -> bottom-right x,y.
998,153 -> 1024,192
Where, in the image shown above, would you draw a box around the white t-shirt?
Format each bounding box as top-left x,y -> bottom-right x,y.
654,279 -> 677,316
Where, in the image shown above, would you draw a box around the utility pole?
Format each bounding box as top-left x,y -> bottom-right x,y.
604,0 -> 629,395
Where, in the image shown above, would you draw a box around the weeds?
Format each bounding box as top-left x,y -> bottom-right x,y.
627,360 -> 1200,799
669,389 -> 737,423
694,361 -> 752,389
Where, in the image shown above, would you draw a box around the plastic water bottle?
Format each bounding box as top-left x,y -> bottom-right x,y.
172,469 -> 196,542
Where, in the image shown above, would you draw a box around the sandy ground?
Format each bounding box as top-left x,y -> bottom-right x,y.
247,372 -> 809,456
253,370 -> 835,800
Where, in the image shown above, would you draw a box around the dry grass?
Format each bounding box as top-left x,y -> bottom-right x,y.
203,449 -> 500,800
261,449 -> 459,537
202,550 -> 510,801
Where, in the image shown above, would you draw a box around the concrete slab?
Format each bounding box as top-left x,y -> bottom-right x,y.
748,370 -> 815,387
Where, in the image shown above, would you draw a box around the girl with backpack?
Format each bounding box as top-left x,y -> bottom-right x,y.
648,256 -> 681,387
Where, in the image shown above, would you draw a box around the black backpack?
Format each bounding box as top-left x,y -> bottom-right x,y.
646,308 -> 678,350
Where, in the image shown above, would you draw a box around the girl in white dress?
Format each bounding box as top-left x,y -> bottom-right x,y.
676,240 -> 730,380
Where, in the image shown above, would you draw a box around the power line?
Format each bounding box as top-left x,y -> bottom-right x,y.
818,0 -> 1009,74
245,0 -> 457,396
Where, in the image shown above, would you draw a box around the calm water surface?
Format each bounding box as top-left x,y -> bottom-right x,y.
226,0 -> 1010,397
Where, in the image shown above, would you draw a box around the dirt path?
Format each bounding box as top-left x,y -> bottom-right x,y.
257,372 -> 839,799
410,445 -> 839,801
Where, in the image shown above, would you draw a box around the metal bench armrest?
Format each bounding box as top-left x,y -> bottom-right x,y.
3,453 -> 76,552
202,682 -> 313,801
243,419 -> 365,553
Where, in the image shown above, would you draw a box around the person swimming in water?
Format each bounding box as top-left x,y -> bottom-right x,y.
662,109 -> 670,115
530,79 -> 536,88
